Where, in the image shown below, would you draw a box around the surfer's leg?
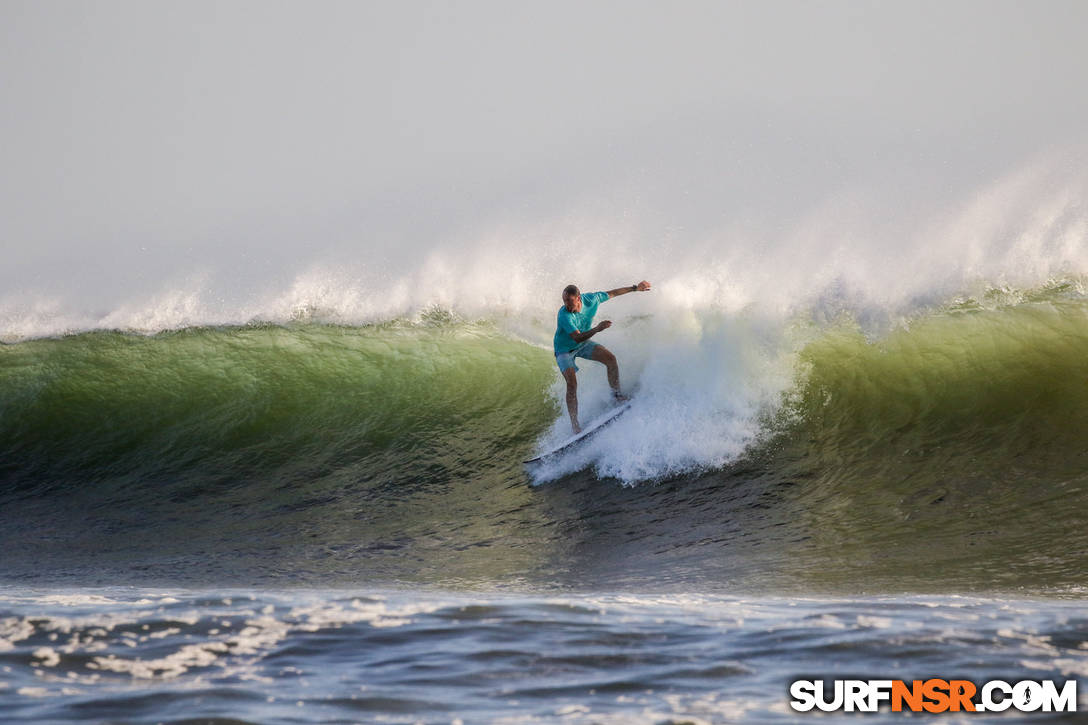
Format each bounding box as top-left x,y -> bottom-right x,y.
562,368 -> 581,433
590,345 -> 625,400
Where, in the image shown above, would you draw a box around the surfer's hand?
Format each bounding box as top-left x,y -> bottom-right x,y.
636,280 -> 651,291
597,320 -> 612,331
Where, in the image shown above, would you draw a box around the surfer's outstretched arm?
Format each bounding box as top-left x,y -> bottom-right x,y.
605,280 -> 652,298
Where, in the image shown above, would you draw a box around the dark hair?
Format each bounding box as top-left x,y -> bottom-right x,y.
562,284 -> 580,298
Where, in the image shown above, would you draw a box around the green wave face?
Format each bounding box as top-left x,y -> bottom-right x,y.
1,323 -> 554,488
777,294 -> 1088,590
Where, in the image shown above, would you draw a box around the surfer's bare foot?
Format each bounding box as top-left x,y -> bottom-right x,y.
613,392 -> 630,403
572,424 -> 582,434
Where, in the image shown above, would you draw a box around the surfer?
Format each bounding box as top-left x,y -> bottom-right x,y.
555,281 -> 651,433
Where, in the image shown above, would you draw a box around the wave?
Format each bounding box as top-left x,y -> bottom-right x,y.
3,282 -> 1088,591
4,281 -> 1088,489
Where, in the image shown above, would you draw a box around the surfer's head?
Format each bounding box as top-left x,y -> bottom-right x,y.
562,285 -> 581,312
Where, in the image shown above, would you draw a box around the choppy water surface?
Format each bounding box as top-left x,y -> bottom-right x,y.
1,588 -> 1086,724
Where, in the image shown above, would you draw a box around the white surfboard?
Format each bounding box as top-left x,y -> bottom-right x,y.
523,401 -> 632,464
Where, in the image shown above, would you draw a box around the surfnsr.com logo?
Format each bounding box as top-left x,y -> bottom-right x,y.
789,679 -> 1078,713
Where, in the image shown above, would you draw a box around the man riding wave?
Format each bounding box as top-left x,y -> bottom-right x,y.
554,280 -> 652,433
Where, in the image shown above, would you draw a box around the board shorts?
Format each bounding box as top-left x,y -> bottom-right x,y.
555,341 -> 599,373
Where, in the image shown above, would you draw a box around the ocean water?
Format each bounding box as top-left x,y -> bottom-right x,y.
4,275 -> 1088,722
1,589 -> 1086,724
4,1 -> 1088,719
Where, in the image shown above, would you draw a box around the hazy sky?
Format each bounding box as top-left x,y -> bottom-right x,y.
2,0 -> 1087,313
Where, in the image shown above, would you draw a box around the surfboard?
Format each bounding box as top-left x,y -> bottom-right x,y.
523,401 -> 632,464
